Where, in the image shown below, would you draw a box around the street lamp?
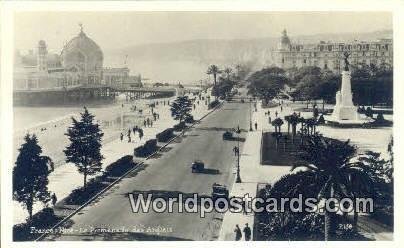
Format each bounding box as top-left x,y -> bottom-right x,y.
249,99 -> 253,131
235,125 -> 242,183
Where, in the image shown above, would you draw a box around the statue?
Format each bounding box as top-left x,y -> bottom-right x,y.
343,51 -> 351,71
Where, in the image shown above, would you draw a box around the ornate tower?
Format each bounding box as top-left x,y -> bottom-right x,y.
278,29 -> 291,50
37,40 -> 48,72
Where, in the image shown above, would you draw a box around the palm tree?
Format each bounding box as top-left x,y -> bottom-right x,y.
207,64 -> 221,87
207,64 -> 221,100
305,117 -> 318,135
285,112 -> 300,143
292,135 -> 372,240
271,117 -> 284,133
223,67 -> 233,80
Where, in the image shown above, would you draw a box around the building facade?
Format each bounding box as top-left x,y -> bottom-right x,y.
14,25 -> 137,91
272,29 -> 393,72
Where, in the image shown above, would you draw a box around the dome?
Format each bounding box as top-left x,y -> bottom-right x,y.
280,29 -> 291,45
278,29 -> 291,50
60,28 -> 103,72
38,40 -> 47,47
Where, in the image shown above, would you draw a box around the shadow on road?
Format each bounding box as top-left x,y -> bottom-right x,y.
194,168 -> 220,175
123,190 -> 213,206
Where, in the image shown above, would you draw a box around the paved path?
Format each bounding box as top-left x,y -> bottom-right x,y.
14,92 -> 211,224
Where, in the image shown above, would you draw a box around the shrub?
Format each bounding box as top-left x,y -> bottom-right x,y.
64,177 -> 105,205
104,155 -> 135,177
184,115 -> 194,124
156,128 -> 175,142
134,139 -> 158,157
317,114 -> 325,124
13,207 -> 63,241
208,100 -> 220,109
173,121 -> 186,132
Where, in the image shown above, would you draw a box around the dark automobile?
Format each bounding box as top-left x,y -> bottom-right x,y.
191,160 -> 205,173
212,183 -> 229,200
222,131 -> 233,140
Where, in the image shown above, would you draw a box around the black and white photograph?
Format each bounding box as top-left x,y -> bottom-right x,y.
0,0 -> 402,247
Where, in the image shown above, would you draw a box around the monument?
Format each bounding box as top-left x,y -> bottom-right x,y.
329,52 -> 361,123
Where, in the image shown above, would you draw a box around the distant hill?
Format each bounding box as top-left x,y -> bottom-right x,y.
104,29 -> 392,83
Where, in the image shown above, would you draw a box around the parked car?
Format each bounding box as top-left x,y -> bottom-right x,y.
212,183 -> 229,200
191,160 -> 205,173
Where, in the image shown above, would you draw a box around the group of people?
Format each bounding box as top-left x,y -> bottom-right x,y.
144,118 -> 154,128
234,223 -> 252,241
120,126 -> 144,143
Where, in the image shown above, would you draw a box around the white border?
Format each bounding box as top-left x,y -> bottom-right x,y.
1,1 -> 403,248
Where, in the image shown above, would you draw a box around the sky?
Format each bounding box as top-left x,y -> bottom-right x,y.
14,11 -> 392,52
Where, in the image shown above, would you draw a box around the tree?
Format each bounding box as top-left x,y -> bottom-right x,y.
170,96 -> 193,123
223,67 -> 233,80
13,134 -> 53,220
247,67 -> 288,103
285,113 -> 300,142
212,77 -> 235,98
207,65 -> 221,99
64,107 -> 104,188
292,136 -> 372,240
271,117 -> 284,133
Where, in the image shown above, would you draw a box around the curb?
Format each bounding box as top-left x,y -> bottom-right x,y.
35,100 -> 223,241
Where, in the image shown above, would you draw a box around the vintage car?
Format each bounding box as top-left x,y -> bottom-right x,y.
212,183 -> 229,200
191,160 -> 205,173
222,131 -> 233,140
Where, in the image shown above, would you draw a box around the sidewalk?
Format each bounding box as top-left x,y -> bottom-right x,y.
218,100 -> 291,241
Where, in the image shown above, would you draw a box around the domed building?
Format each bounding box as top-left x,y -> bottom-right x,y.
13,24 -> 142,105
60,25 -> 104,84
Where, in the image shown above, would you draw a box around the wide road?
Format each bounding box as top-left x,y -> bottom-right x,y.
46,100 -> 250,241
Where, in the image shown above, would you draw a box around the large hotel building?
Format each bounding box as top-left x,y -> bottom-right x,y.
272,30 -> 393,72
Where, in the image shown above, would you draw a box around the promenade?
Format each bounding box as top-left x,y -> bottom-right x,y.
13,91 -> 212,224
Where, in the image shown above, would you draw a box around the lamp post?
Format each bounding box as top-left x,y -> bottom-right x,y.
235,125 -> 242,183
249,98 -> 253,131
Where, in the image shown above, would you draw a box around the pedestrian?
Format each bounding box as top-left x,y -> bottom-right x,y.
139,129 -> 144,140
281,106 -> 283,112
254,122 -> 258,130
128,134 -> 131,143
275,111 -> 278,117
243,223 -> 251,241
144,119 -> 147,127
234,224 -> 242,241
233,146 -> 238,156
120,132 -> 123,142
193,104 -> 196,110
132,127 -> 136,136
51,193 -> 57,206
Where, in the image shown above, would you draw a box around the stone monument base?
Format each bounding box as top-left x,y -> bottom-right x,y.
331,106 -> 359,121
325,114 -> 371,128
